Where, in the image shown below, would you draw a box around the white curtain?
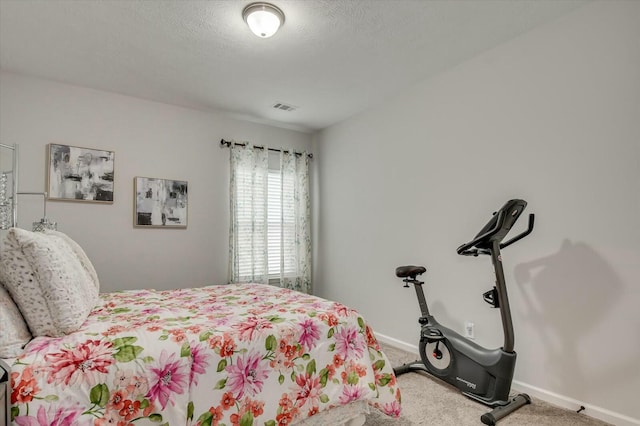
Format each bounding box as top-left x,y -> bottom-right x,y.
228,143 -> 311,293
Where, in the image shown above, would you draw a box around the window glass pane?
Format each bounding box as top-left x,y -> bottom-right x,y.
235,161 -> 297,280
268,170 -> 296,277
235,164 -> 267,280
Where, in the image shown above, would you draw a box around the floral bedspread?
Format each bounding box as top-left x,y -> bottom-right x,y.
7,284 -> 401,425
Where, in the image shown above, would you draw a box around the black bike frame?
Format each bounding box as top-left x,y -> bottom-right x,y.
490,240 -> 515,353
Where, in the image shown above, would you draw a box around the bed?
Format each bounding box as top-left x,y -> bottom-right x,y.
0,228 -> 401,426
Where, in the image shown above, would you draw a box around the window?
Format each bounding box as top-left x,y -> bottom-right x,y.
229,144 -> 311,293
234,167 -> 295,279
233,161 -> 267,281
267,169 -> 296,277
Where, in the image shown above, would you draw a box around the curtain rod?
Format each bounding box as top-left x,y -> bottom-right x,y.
220,139 -> 313,159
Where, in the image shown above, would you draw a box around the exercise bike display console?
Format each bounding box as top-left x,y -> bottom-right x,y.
393,199 -> 535,425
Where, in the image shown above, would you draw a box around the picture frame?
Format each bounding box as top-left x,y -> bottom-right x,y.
134,176 -> 188,228
47,143 -> 115,203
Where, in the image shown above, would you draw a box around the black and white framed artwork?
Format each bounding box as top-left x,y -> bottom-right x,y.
47,143 -> 115,203
134,176 -> 188,228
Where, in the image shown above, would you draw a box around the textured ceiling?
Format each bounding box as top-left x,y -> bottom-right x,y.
0,0 -> 588,133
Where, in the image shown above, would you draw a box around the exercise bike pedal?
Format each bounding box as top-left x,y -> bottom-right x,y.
421,327 -> 445,342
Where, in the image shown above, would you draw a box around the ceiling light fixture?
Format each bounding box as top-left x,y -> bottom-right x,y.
242,2 -> 285,38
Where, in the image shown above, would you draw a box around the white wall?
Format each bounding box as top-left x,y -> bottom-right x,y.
314,1 -> 639,424
0,72 -> 312,292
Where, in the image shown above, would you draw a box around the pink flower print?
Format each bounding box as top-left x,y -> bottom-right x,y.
189,341 -> 211,386
298,318 -> 320,352
45,339 -> 114,387
334,304 -> 351,317
203,406 -> 224,426
340,360 -> 368,385
107,389 -> 127,411
94,409 -> 120,426
225,351 -> 270,399
365,324 -> 380,349
113,369 -> 133,389
292,373 -> 322,412
11,367 -> 40,404
146,325 -> 163,332
23,363 -> 48,381
147,350 -> 189,409
234,317 -> 274,341
14,403 -> 82,426
102,325 -> 127,336
248,305 -> 271,316
168,328 -> 187,343
141,307 -> 163,315
382,400 -> 402,417
219,334 -> 236,358
338,384 -> 366,405
334,326 -> 365,360
125,375 -> 149,398
25,336 -> 65,355
186,325 -> 204,335
308,301 -> 326,310
319,313 -> 339,327
269,351 -> 289,371
119,399 -> 142,421
236,397 -> 265,420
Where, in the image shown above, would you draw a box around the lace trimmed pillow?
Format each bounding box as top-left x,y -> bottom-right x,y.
0,283 -> 32,357
0,228 -> 99,337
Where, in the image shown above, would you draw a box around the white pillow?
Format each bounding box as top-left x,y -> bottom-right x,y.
0,228 -> 99,337
44,230 -> 100,292
0,283 -> 32,357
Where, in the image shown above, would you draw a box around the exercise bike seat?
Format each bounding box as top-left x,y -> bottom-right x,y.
396,265 -> 427,278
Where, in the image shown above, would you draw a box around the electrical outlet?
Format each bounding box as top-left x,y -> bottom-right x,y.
465,321 -> 475,339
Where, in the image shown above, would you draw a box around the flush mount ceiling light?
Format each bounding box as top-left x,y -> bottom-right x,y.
242,2 -> 285,38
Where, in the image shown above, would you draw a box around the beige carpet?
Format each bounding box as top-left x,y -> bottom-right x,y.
364,344 -> 611,425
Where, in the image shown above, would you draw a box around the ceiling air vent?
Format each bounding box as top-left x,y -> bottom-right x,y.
272,102 -> 297,112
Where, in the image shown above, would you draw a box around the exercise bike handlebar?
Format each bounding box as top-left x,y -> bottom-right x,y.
457,213 -> 535,256
500,213 -> 535,250
456,210 -> 506,256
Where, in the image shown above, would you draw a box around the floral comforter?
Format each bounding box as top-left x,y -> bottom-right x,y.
7,284 -> 401,425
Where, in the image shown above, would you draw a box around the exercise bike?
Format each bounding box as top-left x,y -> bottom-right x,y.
393,199 -> 535,425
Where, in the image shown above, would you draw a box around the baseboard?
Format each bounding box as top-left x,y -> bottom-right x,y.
511,380 -> 640,426
374,332 -> 639,426
374,332 -> 419,355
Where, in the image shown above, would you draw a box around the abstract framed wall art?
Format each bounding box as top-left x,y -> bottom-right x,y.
134,176 -> 188,228
47,143 -> 115,203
